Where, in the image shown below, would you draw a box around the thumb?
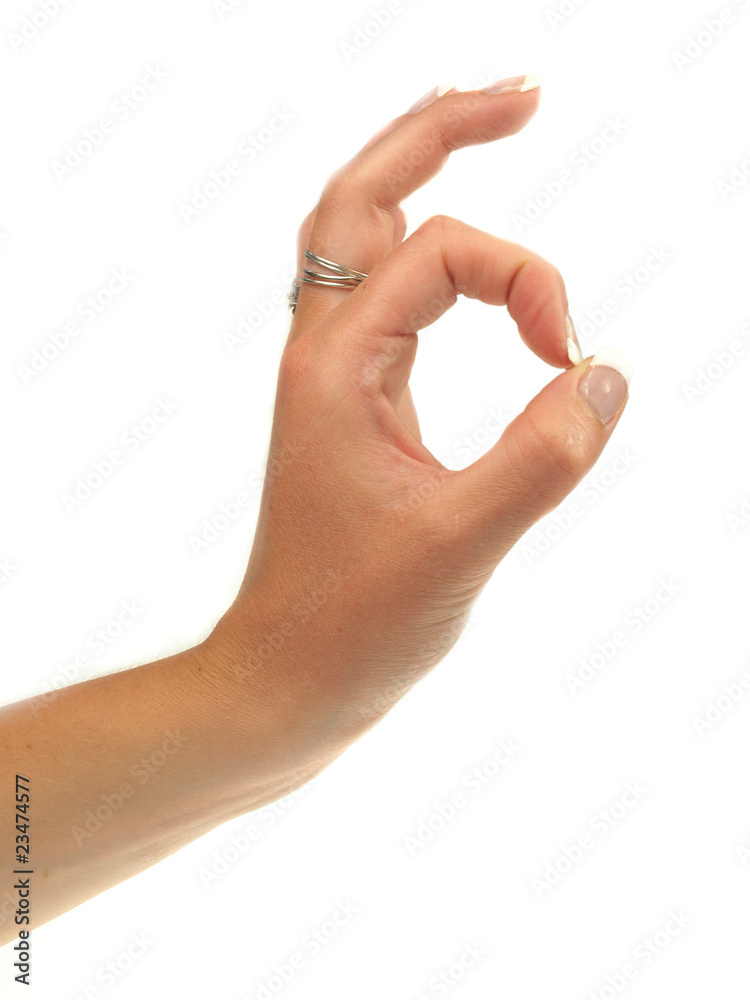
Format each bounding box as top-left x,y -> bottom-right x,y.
443,348 -> 634,564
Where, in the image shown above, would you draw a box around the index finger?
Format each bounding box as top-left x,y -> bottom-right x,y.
320,214 -> 579,378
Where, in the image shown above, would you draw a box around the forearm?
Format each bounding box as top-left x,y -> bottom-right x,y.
0,627 -> 324,945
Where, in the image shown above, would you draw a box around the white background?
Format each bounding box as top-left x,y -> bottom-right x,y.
1,0 -> 750,996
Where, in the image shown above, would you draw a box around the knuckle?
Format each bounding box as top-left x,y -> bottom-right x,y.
525,413 -> 591,486
320,164 -> 358,209
296,206 -> 316,243
505,411 -> 591,491
418,213 -> 460,241
322,163 -> 396,224
419,115 -> 455,155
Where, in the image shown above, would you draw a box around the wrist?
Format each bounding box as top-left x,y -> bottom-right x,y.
196,591 -> 372,783
190,613 -> 346,805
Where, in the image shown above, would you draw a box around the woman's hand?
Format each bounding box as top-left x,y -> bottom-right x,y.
0,78 -> 633,940
206,76 -> 632,763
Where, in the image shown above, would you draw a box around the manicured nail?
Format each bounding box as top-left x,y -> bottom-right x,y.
521,71 -> 544,92
577,348 -> 634,425
481,71 -> 543,96
407,80 -> 457,114
566,313 -> 583,366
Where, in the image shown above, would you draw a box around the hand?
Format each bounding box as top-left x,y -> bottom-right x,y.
206,76 -> 633,762
0,79 -> 633,940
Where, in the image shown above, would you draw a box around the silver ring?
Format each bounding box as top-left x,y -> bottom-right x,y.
300,269 -> 361,286
288,249 -> 370,314
304,250 -> 369,281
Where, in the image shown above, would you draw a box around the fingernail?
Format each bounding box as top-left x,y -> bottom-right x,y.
407,80 -> 456,114
577,348 -> 634,425
566,313 -> 583,366
480,71 -> 544,96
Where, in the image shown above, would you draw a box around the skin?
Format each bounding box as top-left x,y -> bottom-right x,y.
0,80 -> 628,946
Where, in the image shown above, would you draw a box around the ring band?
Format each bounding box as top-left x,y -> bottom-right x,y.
288,250 -> 370,314
303,250 -> 369,282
